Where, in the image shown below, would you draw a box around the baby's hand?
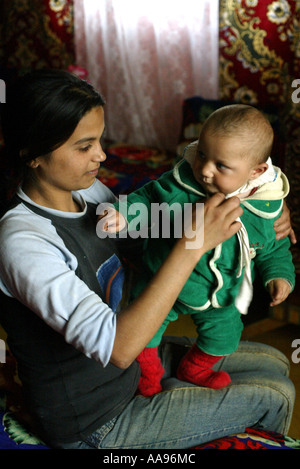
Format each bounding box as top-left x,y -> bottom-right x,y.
97,206 -> 127,233
267,279 -> 291,307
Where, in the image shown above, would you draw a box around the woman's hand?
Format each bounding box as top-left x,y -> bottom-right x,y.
202,193 -> 243,250
274,201 -> 297,244
181,193 -> 243,258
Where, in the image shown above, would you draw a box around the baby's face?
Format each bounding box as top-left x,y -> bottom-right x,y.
192,131 -> 257,195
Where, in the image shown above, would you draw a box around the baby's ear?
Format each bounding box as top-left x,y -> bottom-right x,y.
249,162 -> 268,180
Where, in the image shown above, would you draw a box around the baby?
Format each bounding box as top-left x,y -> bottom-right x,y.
98,104 -> 295,396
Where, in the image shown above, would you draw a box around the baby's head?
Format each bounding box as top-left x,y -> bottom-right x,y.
192,104 -> 274,195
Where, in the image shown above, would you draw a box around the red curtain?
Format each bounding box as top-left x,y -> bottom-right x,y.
0,0 -> 75,73
219,0 -> 300,248
219,0 -> 299,108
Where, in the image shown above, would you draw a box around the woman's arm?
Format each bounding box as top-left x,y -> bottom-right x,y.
111,193 -> 243,368
0,193 -> 242,370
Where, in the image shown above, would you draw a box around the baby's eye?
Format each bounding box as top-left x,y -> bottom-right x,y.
216,162 -> 228,170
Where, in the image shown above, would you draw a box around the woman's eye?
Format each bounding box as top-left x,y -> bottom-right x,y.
79,145 -> 92,152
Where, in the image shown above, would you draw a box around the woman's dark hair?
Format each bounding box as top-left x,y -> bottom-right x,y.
0,69 -> 105,175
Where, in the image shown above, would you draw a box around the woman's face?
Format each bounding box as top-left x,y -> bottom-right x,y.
31,106 -> 106,193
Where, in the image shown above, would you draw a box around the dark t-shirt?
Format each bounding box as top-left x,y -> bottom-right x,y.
0,197 -> 140,445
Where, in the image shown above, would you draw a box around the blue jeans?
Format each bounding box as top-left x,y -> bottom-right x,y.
56,337 -> 295,449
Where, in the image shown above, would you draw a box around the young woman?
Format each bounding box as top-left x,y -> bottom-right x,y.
0,70 -> 295,449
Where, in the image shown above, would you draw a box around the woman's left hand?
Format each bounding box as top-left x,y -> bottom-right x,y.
274,201 -> 297,244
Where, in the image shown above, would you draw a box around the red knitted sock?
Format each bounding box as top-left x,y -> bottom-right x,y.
176,344 -> 231,389
136,347 -> 165,397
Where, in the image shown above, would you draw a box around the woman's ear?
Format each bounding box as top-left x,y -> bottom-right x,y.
249,162 -> 268,180
19,149 -> 39,168
26,158 -> 40,169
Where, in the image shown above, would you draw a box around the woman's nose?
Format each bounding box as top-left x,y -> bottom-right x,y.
94,142 -> 107,162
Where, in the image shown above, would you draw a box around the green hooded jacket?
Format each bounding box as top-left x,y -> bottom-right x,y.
117,156 -> 295,315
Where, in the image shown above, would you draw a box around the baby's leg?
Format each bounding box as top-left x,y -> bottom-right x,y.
176,344 -> 231,389
176,306 -> 242,389
136,347 -> 165,396
136,313 -> 177,397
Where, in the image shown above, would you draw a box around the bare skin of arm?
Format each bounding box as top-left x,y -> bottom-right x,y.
110,193 -> 243,369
